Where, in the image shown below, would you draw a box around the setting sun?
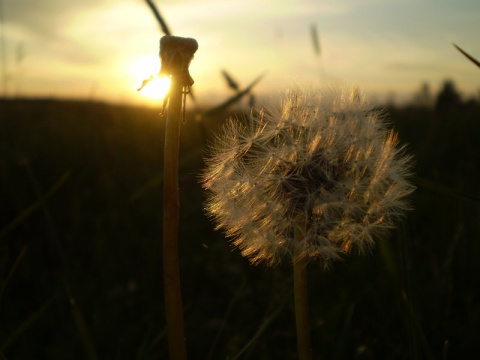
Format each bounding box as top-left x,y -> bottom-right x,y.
128,56 -> 171,100
138,75 -> 171,100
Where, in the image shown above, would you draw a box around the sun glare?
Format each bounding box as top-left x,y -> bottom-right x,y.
129,56 -> 171,100
140,76 -> 171,99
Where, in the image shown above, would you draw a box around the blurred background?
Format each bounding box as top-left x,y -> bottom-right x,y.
1,0 -> 479,359
0,0 -> 479,105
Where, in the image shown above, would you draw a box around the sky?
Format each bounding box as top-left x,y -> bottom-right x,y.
0,0 -> 479,107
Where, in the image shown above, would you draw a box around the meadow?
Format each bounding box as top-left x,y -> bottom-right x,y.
0,85 -> 479,359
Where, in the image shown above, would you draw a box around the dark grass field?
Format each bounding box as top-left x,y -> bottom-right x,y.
1,91 -> 479,359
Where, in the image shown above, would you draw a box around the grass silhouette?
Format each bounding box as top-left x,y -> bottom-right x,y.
0,91 -> 479,358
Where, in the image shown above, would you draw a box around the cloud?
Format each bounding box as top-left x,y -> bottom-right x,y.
4,1 -> 112,38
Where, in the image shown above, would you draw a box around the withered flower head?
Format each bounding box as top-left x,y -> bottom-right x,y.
159,35 -> 198,87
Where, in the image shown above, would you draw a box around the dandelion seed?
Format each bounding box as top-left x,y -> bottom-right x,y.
202,86 -> 414,266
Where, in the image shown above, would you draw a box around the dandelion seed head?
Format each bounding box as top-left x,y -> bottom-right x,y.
201,86 -> 415,266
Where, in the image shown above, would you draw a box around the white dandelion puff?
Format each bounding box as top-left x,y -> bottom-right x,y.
201,86 -> 415,266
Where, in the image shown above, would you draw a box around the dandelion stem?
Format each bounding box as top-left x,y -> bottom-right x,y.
159,34 -> 197,360
293,225 -> 313,360
163,77 -> 186,360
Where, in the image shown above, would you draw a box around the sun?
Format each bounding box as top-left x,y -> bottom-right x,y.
129,56 -> 171,100
139,75 -> 171,99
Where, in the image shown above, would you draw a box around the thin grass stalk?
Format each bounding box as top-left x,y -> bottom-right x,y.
0,245 -> 27,304
63,278 -> 98,360
0,171 -> 70,240
163,77 -> 186,360
230,290 -> 292,360
293,224 -> 313,360
0,298 -> 54,352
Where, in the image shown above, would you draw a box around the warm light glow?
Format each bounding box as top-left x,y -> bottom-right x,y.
139,76 -> 171,99
129,56 -> 171,100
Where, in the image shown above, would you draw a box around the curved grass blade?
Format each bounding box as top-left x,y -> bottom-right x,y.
63,278 -> 98,360
230,289 -> 292,360
453,43 -> 480,69
135,322 -> 156,360
401,292 -> 435,360
414,176 -> 480,205
145,0 -> 172,36
203,72 -> 266,118
129,147 -> 202,202
0,171 -> 71,240
0,298 -> 54,352
0,245 -> 28,303
137,325 -> 167,360
222,70 -> 240,91
207,279 -> 247,360
310,24 -> 320,56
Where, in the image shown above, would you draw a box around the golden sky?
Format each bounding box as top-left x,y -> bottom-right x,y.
1,0 -> 479,107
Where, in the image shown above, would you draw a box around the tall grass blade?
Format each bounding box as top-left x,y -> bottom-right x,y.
453,43 -> 480,69
207,279 -> 246,360
203,72 -> 265,118
0,245 -> 28,303
333,303 -> 355,359
414,176 -> 480,205
230,289 -> 292,360
0,171 -> 70,240
135,323 -> 155,360
378,238 -> 400,283
310,24 -> 321,56
23,160 -> 63,259
63,279 -> 98,360
138,325 -> 167,360
145,0 -> 172,36
129,147 -> 202,202
221,70 -> 240,91
401,292 -> 434,360
0,298 -> 54,352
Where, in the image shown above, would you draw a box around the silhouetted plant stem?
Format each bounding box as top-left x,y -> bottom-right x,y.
294,224 -> 313,360
163,77 -> 186,360
159,35 -> 197,360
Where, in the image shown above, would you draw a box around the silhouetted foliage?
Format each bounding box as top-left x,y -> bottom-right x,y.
435,80 -> 462,113
412,82 -> 433,108
1,95 -> 479,359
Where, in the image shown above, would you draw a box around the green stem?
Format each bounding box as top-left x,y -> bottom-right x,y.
293,225 -> 313,360
163,78 -> 187,360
